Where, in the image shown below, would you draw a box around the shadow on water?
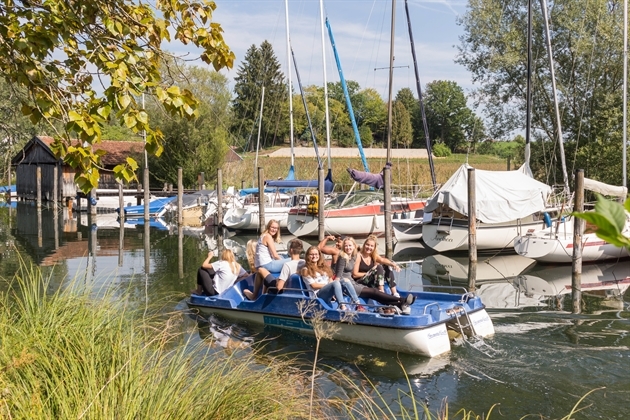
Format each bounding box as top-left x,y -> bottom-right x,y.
2,203 -> 630,418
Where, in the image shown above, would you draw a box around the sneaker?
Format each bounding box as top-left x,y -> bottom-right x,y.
404,293 -> 415,306
393,293 -> 400,298
355,304 -> 368,312
339,304 -> 347,311
400,304 -> 411,315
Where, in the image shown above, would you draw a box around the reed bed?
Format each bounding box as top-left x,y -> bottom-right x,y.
0,262 -> 319,419
223,153 -> 509,194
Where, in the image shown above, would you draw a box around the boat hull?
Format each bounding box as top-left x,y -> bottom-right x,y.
187,275 -> 493,357
392,218 -> 423,241
422,218 -> 548,252
287,200 -> 425,237
223,206 -> 290,230
514,230 -> 630,263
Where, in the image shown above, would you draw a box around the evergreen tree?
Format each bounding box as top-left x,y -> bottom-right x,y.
395,88 -> 421,146
231,41 -> 287,151
391,100 -> 413,148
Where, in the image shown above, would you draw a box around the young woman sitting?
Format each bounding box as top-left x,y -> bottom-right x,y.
254,219 -> 290,273
352,235 -> 401,296
337,237 -> 414,312
193,249 -> 249,296
301,246 -> 365,311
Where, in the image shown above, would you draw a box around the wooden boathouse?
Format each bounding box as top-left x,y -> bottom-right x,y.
11,136 -> 144,202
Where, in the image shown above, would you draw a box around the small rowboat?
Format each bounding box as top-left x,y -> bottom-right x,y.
187,275 -> 494,357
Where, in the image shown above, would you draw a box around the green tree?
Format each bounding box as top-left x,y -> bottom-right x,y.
457,0 -> 624,183
0,0 -> 234,192
424,80 -> 473,152
354,88 -> 387,145
391,101 -> 413,148
395,88 -> 421,145
231,41 -> 287,151
148,63 -> 230,188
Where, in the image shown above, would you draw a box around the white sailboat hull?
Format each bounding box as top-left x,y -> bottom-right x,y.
223,206 -> 290,230
392,218 -> 424,241
422,218 -> 548,252
514,226 -> 630,263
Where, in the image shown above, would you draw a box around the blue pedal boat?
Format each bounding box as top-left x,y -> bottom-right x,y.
187,275 -> 494,357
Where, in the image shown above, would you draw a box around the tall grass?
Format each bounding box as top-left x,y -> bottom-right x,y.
0,262 -> 318,419
223,154 -> 510,193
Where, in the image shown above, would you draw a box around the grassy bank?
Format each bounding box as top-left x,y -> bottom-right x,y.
0,264 -> 320,419
223,153 -> 512,192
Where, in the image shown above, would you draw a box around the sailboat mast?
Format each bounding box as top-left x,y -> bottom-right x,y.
403,0 -> 437,192
540,0 -> 570,196
624,0 -> 628,188
319,0 -> 332,172
384,0 -> 396,259
525,0 -> 532,166
285,0 -> 295,169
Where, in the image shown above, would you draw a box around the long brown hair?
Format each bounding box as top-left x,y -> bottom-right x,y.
301,246 -> 333,278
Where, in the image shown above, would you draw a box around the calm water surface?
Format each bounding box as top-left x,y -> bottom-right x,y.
1,203 -> 629,418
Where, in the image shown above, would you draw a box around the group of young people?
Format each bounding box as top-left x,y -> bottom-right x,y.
193,219 -> 415,314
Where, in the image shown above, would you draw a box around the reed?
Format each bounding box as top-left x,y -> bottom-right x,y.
0,261 -> 319,420
223,153 -> 509,194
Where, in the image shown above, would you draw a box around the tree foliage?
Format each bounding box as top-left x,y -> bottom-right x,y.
391,100 -> 413,148
231,41 -> 287,151
458,0 -> 625,184
0,0 -> 234,192
423,80 -> 474,152
395,88 -> 421,146
148,63 -> 230,188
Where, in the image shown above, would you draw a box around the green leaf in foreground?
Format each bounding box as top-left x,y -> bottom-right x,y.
573,195 -> 630,248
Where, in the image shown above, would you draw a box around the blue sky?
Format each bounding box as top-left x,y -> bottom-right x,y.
206,0 -> 472,100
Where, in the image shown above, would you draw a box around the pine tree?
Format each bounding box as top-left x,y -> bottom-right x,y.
392,100 -> 413,148
231,41 -> 287,151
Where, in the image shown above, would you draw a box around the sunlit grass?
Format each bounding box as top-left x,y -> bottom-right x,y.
223,153 -> 510,193
0,261 -> 319,419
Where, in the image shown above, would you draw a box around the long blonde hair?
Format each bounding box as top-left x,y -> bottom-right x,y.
301,246 -> 332,279
360,235 -> 379,260
220,249 -> 241,275
340,237 -> 358,260
262,219 -> 282,243
246,240 -> 257,272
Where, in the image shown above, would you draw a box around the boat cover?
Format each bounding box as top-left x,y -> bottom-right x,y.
266,168 -> 335,193
347,162 -> 392,189
424,164 -> 552,223
584,178 -> 628,199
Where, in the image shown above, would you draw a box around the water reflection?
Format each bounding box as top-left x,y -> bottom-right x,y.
3,204 -> 630,419
422,253 -> 630,312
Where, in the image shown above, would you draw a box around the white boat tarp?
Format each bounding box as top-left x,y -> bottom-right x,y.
424,164 -> 552,223
584,178 -> 628,199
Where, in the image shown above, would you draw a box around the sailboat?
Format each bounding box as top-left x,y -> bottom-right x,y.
286,15 -> 425,238
513,0 -> 630,263
222,0 -> 333,232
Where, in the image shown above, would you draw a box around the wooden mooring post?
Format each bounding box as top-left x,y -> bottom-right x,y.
467,167 -> 477,292
36,166 -> 42,209
143,167 -> 150,221
572,169 -> 584,314
216,168 -> 223,227
177,167 -> 183,226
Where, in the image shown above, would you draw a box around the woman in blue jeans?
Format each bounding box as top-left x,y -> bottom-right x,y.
254,219 -> 290,272
301,246 -> 365,311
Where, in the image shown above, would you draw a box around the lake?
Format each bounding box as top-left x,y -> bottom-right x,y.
1,202 -> 629,418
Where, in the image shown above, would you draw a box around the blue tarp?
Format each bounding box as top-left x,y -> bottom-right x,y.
119,196 -> 175,216
0,185 -> 16,193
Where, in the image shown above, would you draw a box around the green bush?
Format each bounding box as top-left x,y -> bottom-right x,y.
432,142 -> 452,157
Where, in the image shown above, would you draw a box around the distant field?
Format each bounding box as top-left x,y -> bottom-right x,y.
223,152 -> 513,194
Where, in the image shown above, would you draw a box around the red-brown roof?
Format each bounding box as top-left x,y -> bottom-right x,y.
37,136 -> 144,166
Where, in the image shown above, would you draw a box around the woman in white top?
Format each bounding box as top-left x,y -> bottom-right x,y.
254,219 -> 290,273
301,246 -> 363,311
193,249 -> 249,296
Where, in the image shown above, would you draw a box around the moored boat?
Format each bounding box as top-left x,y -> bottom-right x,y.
421,164 -> 557,252
514,178 -> 630,263
187,274 -> 494,357
287,190 -> 425,237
